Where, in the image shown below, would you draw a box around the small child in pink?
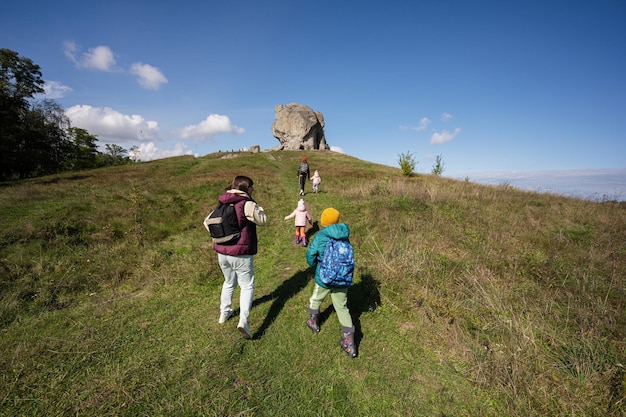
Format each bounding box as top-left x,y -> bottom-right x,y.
284,199 -> 312,246
311,170 -> 321,193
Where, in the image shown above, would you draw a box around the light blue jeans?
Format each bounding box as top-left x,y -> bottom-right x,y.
218,254 -> 255,327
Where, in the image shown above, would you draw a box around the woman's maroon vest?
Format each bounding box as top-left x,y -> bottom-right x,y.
213,195 -> 258,256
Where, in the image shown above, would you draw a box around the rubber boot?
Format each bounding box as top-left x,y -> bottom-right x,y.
301,236 -> 307,247
295,235 -> 300,244
306,308 -> 320,333
339,326 -> 357,358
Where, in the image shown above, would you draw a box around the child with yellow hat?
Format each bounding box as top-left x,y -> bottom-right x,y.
305,207 -> 357,358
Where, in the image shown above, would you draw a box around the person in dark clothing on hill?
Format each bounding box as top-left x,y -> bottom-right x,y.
297,157 -> 310,196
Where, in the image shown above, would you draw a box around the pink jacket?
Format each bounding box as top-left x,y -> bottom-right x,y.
284,200 -> 312,227
311,170 -> 321,185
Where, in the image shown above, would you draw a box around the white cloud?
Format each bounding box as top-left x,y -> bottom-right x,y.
133,142 -> 196,161
130,62 -> 168,90
400,117 -> 430,131
180,114 -> 245,140
330,146 -> 345,153
431,128 -> 461,145
83,46 -> 116,71
65,105 -> 159,143
416,117 -> 431,131
41,81 -> 72,99
64,42 -> 117,71
441,112 -> 453,122
63,41 -> 78,61
63,43 -> 168,89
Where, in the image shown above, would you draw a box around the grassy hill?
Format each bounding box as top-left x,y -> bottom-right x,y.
1,150 -> 624,416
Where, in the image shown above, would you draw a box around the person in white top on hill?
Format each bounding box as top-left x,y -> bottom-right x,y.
311,170 -> 321,193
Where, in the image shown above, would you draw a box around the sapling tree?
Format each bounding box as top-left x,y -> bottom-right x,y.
431,154 -> 445,175
398,151 -> 417,176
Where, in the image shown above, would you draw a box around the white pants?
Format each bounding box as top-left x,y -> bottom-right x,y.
218,253 -> 255,327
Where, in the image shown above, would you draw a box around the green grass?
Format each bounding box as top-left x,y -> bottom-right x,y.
1,150 -> 625,416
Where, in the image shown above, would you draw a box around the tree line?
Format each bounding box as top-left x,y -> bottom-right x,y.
1,48 -> 137,181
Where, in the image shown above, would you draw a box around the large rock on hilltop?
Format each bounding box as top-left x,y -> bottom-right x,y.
272,103 -> 330,150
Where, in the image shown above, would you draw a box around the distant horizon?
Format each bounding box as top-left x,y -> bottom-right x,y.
448,168 -> 626,202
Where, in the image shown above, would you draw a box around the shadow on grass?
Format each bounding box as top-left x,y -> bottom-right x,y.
348,272 -> 382,347
302,190 -> 328,196
305,220 -> 320,243
250,268 -> 313,339
316,271 -> 381,350
248,264 -> 381,352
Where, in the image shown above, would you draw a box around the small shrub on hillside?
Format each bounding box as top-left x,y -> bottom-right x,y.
398,151 -> 417,176
431,154 -> 445,176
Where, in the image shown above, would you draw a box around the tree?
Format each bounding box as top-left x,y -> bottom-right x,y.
1,49 -> 131,179
68,127 -> 100,170
129,145 -> 140,162
1,49 -> 45,180
431,154 -> 445,176
105,143 -> 127,159
27,100 -> 74,176
101,143 -> 129,166
19,100 -> 73,177
398,151 -> 417,176
0,49 -> 44,108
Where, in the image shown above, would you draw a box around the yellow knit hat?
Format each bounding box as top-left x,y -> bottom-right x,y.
320,207 -> 340,227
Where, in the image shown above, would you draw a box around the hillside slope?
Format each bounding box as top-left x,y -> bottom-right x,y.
1,151 -> 624,416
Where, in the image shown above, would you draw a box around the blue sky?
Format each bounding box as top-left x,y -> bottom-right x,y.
3,1 -> 625,197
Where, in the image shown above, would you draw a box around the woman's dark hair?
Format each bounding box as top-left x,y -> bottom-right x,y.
228,175 -> 254,194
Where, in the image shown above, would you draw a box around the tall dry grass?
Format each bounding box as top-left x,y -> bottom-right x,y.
0,151 -> 624,416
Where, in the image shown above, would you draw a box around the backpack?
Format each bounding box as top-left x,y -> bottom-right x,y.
299,161 -> 309,175
318,238 -> 355,287
203,202 -> 241,244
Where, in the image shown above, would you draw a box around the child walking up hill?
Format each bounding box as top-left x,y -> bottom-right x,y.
305,207 -> 357,358
311,170 -> 321,193
284,199 -> 312,247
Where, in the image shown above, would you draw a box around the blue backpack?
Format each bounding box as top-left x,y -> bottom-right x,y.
318,238 -> 355,287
